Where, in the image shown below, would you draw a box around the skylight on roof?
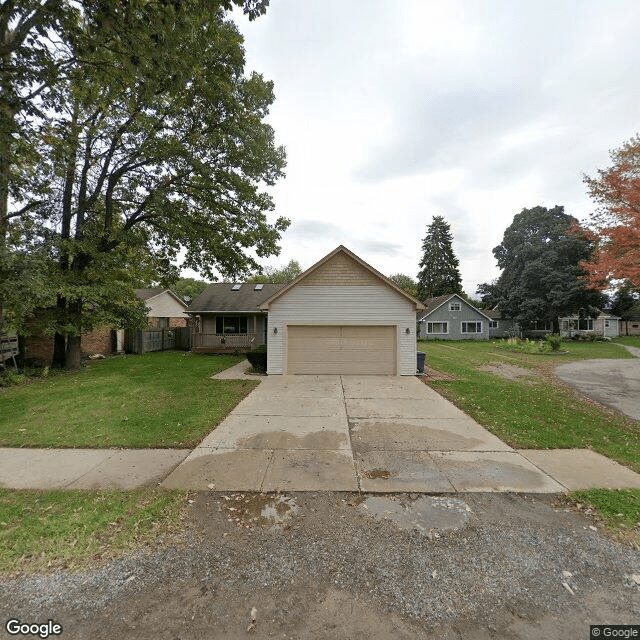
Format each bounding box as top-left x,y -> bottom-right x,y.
254,284 -> 263,290
231,284 -> 241,291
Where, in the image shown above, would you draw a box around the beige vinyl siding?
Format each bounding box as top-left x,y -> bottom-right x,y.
267,285 -> 417,375
145,292 -> 187,319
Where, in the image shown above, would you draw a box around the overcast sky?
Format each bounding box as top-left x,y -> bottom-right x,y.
212,0 -> 640,295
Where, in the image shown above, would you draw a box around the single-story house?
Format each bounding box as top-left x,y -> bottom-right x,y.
259,246 -> 424,375
417,294 -> 490,340
558,312 -> 620,339
134,288 -> 188,329
189,246 -> 424,375
187,283 -> 285,353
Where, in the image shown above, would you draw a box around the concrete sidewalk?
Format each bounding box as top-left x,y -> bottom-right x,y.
0,448 -> 188,490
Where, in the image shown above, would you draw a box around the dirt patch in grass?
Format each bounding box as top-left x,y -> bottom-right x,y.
478,362 -> 540,381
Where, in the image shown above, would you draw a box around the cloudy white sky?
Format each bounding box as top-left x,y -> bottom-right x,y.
223,0 -> 640,295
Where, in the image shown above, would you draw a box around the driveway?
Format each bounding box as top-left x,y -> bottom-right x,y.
162,375 -> 566,492
555,348 -> 640,421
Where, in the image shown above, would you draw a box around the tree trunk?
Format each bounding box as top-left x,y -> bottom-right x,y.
51,330 -> 66,368
65,333 -> 82,370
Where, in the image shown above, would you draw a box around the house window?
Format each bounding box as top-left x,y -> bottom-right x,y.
489,320 -> 499,329
561,320 -> 569,332
577,318 -> 594,331
449,301 -> 461,311
604,320 -> 610,328
215,316 -> 248,334
427,322 -> 448,334
461,321 -> 482,334
157,317 -> 169,329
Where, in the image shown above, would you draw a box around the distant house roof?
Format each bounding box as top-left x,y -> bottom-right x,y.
135,288 -> 166,301
134,288 -> 187,307
418,293 -> 492,321
187,283 -> 286,313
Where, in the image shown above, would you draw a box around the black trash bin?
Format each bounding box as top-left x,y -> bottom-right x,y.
417,351 -> 425,374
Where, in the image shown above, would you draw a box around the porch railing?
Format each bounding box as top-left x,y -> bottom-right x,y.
192,333 -> 257,350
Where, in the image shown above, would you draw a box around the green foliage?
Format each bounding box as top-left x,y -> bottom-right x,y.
478,206 -> 606,329
2,3 -> 288,367
545,333 -> 563,351
246,344 -> 267,372
417,215 -> 463,300
610,282 -> 640,320
171,278 -> 210,304
389,273 -> 419,298
494,337 -> 555,354
247,260 -> 302,283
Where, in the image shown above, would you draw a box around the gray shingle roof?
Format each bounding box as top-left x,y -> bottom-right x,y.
135,288 -> 167,301
186,283 -> 286,313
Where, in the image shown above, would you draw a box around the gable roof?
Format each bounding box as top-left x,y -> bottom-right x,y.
135,288 -> 188,308
187,283 -> 286,313
418,293 -> 492,321
259,245 -> 425,310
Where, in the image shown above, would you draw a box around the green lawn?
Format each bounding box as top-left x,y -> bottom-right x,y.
615,335 -> 640,348
567,488 -> 640,548
0,488 -> 187,576
419,340 -> 640,472
0,352 -> 257,448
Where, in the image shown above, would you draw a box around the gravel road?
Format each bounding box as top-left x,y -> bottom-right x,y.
1,491 -> 639,639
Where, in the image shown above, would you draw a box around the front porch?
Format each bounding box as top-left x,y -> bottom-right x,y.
192,332 -> 259,353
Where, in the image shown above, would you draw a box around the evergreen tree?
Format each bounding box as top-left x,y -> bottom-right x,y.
416,216 -> 463,299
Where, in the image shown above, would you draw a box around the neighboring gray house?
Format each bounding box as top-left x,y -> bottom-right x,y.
417,294 -> 490,340
186,283 -> 285,352
484,309 -> 519,339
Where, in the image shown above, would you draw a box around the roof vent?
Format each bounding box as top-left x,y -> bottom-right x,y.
254,284 -> 263,291
231,284 -> 241,291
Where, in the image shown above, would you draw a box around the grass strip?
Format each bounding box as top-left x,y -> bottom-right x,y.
0,488 -> 188,577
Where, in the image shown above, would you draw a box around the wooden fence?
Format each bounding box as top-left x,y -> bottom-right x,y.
125,327 -> 190,355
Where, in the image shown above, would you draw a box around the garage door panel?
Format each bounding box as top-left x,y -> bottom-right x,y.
287,326 -> 396,375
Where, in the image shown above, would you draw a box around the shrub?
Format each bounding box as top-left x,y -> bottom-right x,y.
545,333 -> 563,351
246,344 -> 267,372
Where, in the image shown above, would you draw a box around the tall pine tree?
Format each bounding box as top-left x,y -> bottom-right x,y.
417,216 -> 463,299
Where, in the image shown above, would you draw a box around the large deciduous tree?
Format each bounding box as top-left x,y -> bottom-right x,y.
416,215 -> 463,300
479,205 -> 605,332
582,135 -> 640,289
247,259 -> 302,283
389,273 -> 418,298
2,1 -> 287,369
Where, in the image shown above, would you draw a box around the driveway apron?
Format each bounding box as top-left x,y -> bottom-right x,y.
162,375 -> 565,492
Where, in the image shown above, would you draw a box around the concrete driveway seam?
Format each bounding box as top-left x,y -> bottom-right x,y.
340,375 -> 362,493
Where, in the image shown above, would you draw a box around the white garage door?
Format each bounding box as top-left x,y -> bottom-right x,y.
287,325 -> 396,375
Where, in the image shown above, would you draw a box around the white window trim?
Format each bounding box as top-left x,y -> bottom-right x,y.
426,321 -> 449,335
449,302 -> 461,311
489,320 -> 499,329
461,321 -> 483,334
